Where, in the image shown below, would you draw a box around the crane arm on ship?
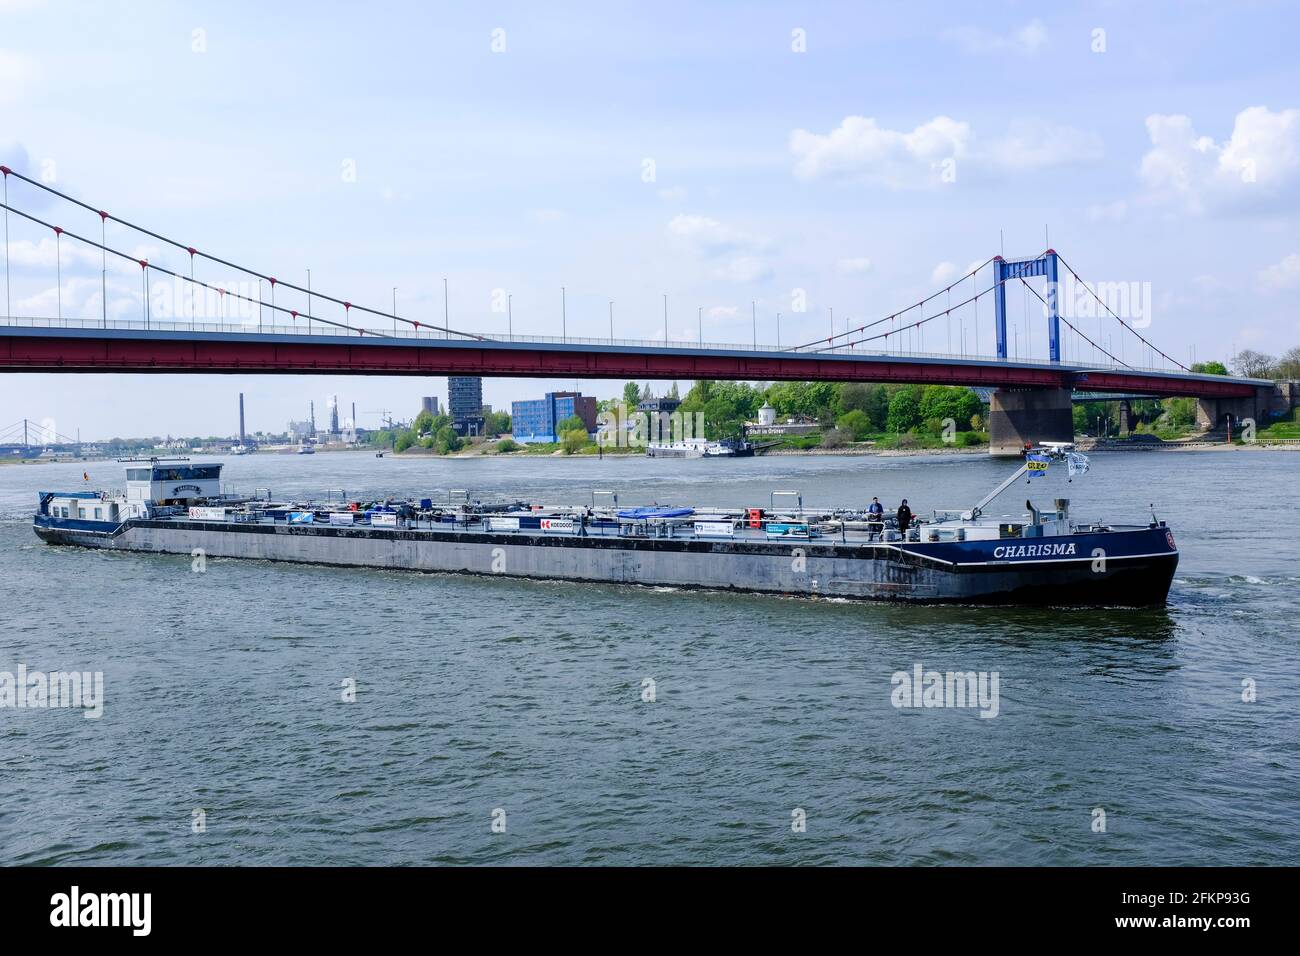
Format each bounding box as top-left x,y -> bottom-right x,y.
966,444 -> 1087,520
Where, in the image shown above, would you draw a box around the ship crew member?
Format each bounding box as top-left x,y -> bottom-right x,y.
867,497 -> 884,541
896,499 -> 913,537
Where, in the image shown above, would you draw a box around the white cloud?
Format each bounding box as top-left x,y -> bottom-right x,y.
931,262 -> 958,285
790,115 -> 970,187
667,214 -> 773,283
1140,106 -> 1300,213
1260,252 -> 1300,289
4,237 -> 160,275
945,20 -> 1048,56
667,214 -> 766,255
836,257 -> 872,275
528,208 -> 564,222
15,275 -> 138,318
657,186 -> 687,202
707,305 -> 738,319
790,115 -> 1099,188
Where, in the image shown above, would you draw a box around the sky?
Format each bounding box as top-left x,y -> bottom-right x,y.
2,0 -> 1299,440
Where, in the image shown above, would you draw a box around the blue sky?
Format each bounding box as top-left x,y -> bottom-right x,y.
2,0 -> 1299,439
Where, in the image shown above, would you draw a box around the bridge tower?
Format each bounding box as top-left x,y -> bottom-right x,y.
988,250 -> 1070,455
993,250 -> 1060,362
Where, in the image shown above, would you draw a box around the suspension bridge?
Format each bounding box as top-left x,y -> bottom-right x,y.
0,164 -> 1275,454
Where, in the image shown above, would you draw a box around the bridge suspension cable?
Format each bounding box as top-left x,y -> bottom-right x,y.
1054,253 -> 1189,372
789,247 -> 1189,373
1015,277 -> 1130,368
0,200 -> 377,338
789,256 -> 998,352
0,165 -> 484,341
0,418 -> 82,445
814,256 -> 1057,355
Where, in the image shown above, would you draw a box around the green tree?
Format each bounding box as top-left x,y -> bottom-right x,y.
1191,360 -> 1229,375
394,432 -> 415,452
766,380 -> 836,420
918,386 -> 982,431
865,386 -> 890,430
434,425 -> 462,454
837,383 -> 889,428
412,409 -> 434,435
622,382 -> 642,407
1161,397 -> 1196,431
558,414 -> 588,435
835,409 -> 873,441
681,380 -> 764,438
560,428 -> 588,454
886,385 -> 924,433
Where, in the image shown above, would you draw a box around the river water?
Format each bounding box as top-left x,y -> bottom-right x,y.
1,449 -> 1297,865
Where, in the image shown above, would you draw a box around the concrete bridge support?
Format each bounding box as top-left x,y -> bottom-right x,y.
987,387 -> 1074,457
1195,385 -> 1281,432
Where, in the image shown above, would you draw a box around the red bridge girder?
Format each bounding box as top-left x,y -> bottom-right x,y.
0,331 -> 1260,399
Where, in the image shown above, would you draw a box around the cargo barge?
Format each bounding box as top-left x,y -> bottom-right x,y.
33,445 -> 1178,605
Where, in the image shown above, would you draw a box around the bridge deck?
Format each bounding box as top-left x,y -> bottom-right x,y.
0,318 -> 1263,399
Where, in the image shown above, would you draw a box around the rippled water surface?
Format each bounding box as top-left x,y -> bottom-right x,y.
2,449 -> 1297,865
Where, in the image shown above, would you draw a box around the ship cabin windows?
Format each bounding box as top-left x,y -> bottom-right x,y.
45,497 -> 115,522
126,462 -> 224,506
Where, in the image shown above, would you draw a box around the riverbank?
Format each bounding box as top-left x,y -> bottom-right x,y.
10,437 -> 1293,467
348,438 -> 1300,461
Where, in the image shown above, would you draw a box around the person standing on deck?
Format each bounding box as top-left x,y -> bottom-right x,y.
896,499 -> 913,537
867,497 -> 885,541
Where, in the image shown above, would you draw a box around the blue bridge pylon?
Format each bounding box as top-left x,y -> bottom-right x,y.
993,250 -> 1060,362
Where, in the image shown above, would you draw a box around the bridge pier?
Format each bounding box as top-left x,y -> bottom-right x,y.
1195,386 -> 1278,432
987,387 -> 1074,457
1118,399 -> 1132,437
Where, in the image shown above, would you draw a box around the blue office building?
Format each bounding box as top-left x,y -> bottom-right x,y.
511,391 -> 597,443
